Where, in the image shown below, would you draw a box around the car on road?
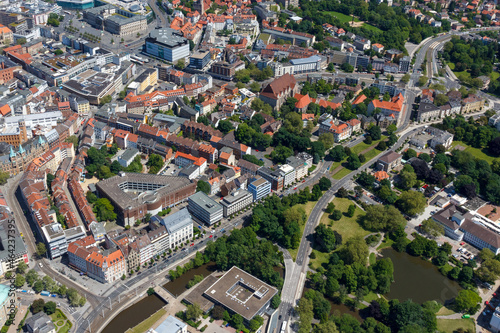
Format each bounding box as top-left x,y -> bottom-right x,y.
279,315 -> 282,320
209,235 -> 213,238
190,243 -> 194,247
39,263 -> 43,268
294,187 -> 297,190
302,180 -> 305,183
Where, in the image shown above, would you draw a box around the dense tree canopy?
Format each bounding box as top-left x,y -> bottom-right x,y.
204,227 -> 284,288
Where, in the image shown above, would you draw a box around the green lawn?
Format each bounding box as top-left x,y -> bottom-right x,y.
332,167 -> 352,180
437,319 -> 475,333
351,136 -> 387,155
332,137 -> 386,179
451,140 -> 497,164
362,147 -> 381,163
361,23 -> 382,33
309,249 -> 331,270
447,62 -> 455,70
289,201 -> 319,260
311,198 -> 369,267
324,11 -> 360,23
377,237 -> 394,250
364,292 -> 380,303
490,71 -> 500,81
50,309 -> 72,333
126,309 -> 167,333
436,306 -> 456,316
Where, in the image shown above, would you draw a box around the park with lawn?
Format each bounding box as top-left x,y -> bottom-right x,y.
323,11 -> 382,32
451,140 -> 497,165
50,309 -> 72,333
309,197 -> 369,270
331,135 -> 388,179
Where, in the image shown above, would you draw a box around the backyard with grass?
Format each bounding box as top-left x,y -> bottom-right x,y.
451,140 -> 497,164
309,197 -> 369,269
125,309 -> 167,333
50,309 -> 72,333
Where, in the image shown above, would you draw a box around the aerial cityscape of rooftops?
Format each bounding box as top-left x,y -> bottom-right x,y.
2,0 -> 500,331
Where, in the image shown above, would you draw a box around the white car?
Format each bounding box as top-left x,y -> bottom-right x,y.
39,263 -> 43,268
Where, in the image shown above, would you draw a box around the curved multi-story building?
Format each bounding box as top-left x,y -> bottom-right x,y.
96,172 -> 197,226
56,0 -> 94,10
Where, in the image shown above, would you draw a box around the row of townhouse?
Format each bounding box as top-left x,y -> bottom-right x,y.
50,169 -> 79,229
19,168 -> 85,259
68,175 -> 98,230
67,208 -> 194,282
256,152 -> 313,191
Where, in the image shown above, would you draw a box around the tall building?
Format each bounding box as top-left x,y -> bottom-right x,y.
248,177 -> 271,202
145,28 -> 190,63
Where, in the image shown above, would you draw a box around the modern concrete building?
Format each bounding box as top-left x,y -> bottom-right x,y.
145,28 -> 190,63
188,192 -> 223,225
220,189 -> 253,217
201,266 -> 278,322
96,173 -> 196,226
248,176 -> 271,202
189,51 -> 211,69
279,164 -> 296,188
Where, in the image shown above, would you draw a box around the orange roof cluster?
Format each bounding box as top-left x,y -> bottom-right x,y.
68,176 -> 98,229
374,171 -> 389,182
371,93 -> 404,113
352,94 -> 367,105
51,169 -> 79,229
293,93 -> 341,111
302,113 -> 315,121
175,151 -> 207,167
124,89 -> 186,104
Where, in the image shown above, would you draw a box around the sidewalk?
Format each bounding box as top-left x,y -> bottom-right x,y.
7,305 -> 27,333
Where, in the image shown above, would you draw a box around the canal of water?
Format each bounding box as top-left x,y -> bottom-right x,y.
101,294 -> 166,333
163,262 -> 217,296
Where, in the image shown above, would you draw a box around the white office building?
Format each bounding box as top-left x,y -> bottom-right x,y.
279,164 -> 296,188
220,189 -> 253,217
152,208 -> 193,249
188,192 -> 223,225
